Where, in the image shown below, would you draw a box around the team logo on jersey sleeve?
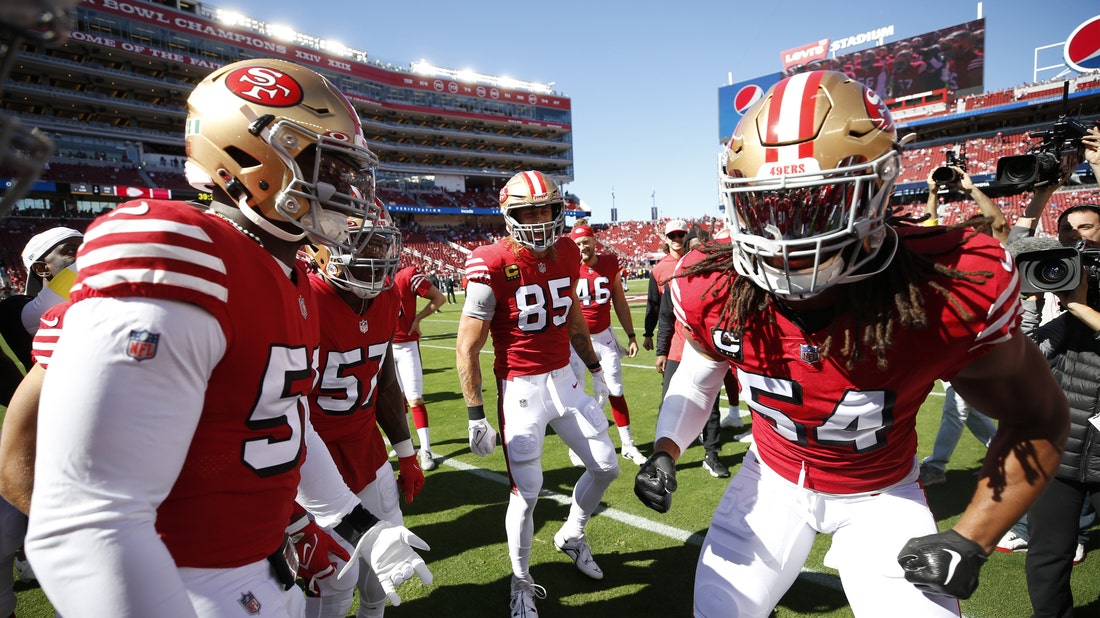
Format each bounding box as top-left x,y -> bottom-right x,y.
711,329 -> 742,361
504,264 -> 521,281
126,330 -> 159,361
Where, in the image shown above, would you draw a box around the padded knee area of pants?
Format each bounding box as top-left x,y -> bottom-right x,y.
506,432 -> 542,463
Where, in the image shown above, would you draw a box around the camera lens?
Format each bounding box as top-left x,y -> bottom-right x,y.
931,167 -> 958,183
1036,260 -> 1069,285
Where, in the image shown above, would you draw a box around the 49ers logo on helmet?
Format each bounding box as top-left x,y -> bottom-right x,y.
224,66 -> 304,107
862,88 -> 894,132
499,186 -> 509,203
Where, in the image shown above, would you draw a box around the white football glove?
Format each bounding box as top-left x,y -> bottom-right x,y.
338,520 -> 432,606
468,418 -> 498,456
591,370 -> 610,410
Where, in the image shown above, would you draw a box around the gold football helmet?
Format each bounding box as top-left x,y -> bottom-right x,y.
304,199 -> 401,299
721,70 -> 900,299
499,170 -> 565,251
186,58 -> 380,255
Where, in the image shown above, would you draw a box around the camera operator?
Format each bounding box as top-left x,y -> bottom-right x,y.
1008,126 -> 1100,246
924,164 -> 1008,243
1018,229 -> 1100,617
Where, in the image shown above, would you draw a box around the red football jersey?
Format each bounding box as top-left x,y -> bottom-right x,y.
72,199 -> 319,568
392,266 -> 433,343
31,301 -> 68,368
308,274 -> 399,493
464,237 -> 581,379
670,226 -> 1020,494
575,253 -> 621,334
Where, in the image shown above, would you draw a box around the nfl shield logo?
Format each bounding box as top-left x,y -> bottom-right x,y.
800,344 -> 820,364
359,319 -> 368,333
126,330 -> 159,361
238,592 -> 261,615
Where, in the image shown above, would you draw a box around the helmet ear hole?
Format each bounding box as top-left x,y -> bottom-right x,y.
224,146 -> 261,169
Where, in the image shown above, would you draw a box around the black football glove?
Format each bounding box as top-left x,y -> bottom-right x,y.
897,529 -> 988,599
634,451 -> 677,513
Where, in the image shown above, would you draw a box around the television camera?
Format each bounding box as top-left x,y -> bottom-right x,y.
1013,239 -> 1100,295
931,147 -> 968,185
995,81 -> 1090,191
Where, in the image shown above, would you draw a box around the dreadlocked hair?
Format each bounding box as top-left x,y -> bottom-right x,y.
675,215 -> 995,371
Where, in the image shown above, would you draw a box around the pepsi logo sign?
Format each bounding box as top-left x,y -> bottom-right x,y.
734,84 -> 764,115
1065,15 -> 1100,73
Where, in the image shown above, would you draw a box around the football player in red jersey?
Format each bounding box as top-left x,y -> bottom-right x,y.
456,170 -> 620,618
296,206 -> 428,618
391,264 -> 447,471
566,222 -> 646,465
634,70 -> 1068,617
22,59 -> 429,617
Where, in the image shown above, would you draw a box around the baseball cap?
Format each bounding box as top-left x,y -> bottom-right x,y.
570,224 -> 595,240
22,226 -> 83,271
664,219 -> 688,236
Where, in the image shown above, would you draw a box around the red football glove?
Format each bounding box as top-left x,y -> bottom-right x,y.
287,515 -> 351,596
397,454 -> 425,503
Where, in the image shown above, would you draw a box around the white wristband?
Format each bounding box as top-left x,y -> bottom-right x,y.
392,439 -> 415,459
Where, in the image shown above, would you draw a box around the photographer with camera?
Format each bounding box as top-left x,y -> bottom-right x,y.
1009,208 -> 1100,616
925,157 -> 1009,243
918,163 -> 1006,487
1007,125 -> 1100,246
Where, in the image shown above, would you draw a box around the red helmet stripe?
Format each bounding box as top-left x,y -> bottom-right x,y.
765,71 -> 822,164
521,171 -> 548,197
797,71 -> 824,159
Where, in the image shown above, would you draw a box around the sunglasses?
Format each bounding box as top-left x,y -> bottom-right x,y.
667,231 -> 687,240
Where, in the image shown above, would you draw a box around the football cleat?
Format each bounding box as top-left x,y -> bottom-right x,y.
703,452 -> 730,478
510,575 -> 546,618
620,443 -> 647,465
419,448 -> 437,472
553,530 -> 604,580
995,530 -> 1028,553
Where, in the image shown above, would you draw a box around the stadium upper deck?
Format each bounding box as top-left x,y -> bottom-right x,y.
0,0 -> 574,216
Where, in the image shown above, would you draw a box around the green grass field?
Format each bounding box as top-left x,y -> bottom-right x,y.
11,296 -> 1100,617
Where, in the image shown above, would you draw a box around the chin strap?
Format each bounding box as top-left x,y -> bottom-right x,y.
238,195 -> 307,243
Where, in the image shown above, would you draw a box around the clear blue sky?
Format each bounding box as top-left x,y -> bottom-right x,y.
221,0 -> 1097,223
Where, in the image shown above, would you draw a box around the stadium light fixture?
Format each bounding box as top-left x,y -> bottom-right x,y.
267,23 -> 296,42
214,9 -> 245,26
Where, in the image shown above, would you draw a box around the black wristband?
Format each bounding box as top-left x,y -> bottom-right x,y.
626,333 -> 636,339
333,504 -> 380,547
467,404 -> 486,421
586,361 -> 601,371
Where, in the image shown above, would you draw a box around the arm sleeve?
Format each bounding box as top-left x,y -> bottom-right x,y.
296,415 -> 361,528
655,288 -> 674,356
25,297 -> 224,618
654,341 -> 727,453
643,277 -> 661,337
461,281 -> 496,321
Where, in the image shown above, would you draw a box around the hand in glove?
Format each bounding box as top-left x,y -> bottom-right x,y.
339,520 -> 433,606
468,418 -> 498,456
397,454 -> 425,503
287,516 -> 351,596
897,529 -> 988,599
634,451 -> 678,513
591,369 -> 610,410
